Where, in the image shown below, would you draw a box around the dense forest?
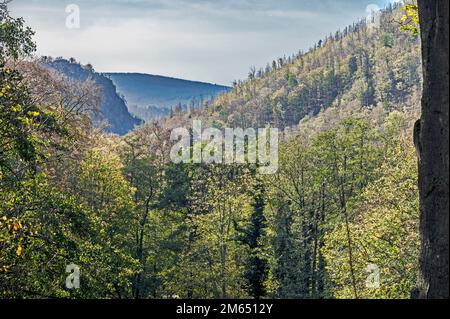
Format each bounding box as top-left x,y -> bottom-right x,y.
0,1 -> 435,299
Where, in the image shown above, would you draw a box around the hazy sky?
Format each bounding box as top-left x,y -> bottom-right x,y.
10,0 -> 397,85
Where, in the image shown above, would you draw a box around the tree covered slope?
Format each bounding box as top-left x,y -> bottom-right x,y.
161,3 -> 421,131
45,58 -> 143,135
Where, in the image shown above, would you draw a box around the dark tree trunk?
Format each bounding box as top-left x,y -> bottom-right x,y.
416,0 -> 449,299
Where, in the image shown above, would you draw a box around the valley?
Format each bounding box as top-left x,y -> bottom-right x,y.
2,1 -> 447,301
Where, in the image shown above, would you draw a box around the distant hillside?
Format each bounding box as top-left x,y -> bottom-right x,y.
45,59 -> 142,135
106,73 -> 230,121
159,2 -> 421,131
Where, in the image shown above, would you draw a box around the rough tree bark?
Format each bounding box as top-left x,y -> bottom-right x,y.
416,0 -> 449,299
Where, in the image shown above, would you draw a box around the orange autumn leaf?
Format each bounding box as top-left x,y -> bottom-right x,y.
13,222 -> 21,232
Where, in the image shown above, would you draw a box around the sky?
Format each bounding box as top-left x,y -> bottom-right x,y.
9,0 -> 397,85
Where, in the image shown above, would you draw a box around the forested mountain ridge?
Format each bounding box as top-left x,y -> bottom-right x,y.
43,58 -> 143,135
1,2 -> 424,300
106,73 -> 230,122
161,2 -> 421,131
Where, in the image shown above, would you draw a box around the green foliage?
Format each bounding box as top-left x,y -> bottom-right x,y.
323,124 -> 419,298
285,72 -> 298,88
237,178 -> 269,299
179,164 -> 255,298
264,107 -> 419,299
0,2 -> 421,300
401,4 -> 419,36
0,3 -> 36,60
